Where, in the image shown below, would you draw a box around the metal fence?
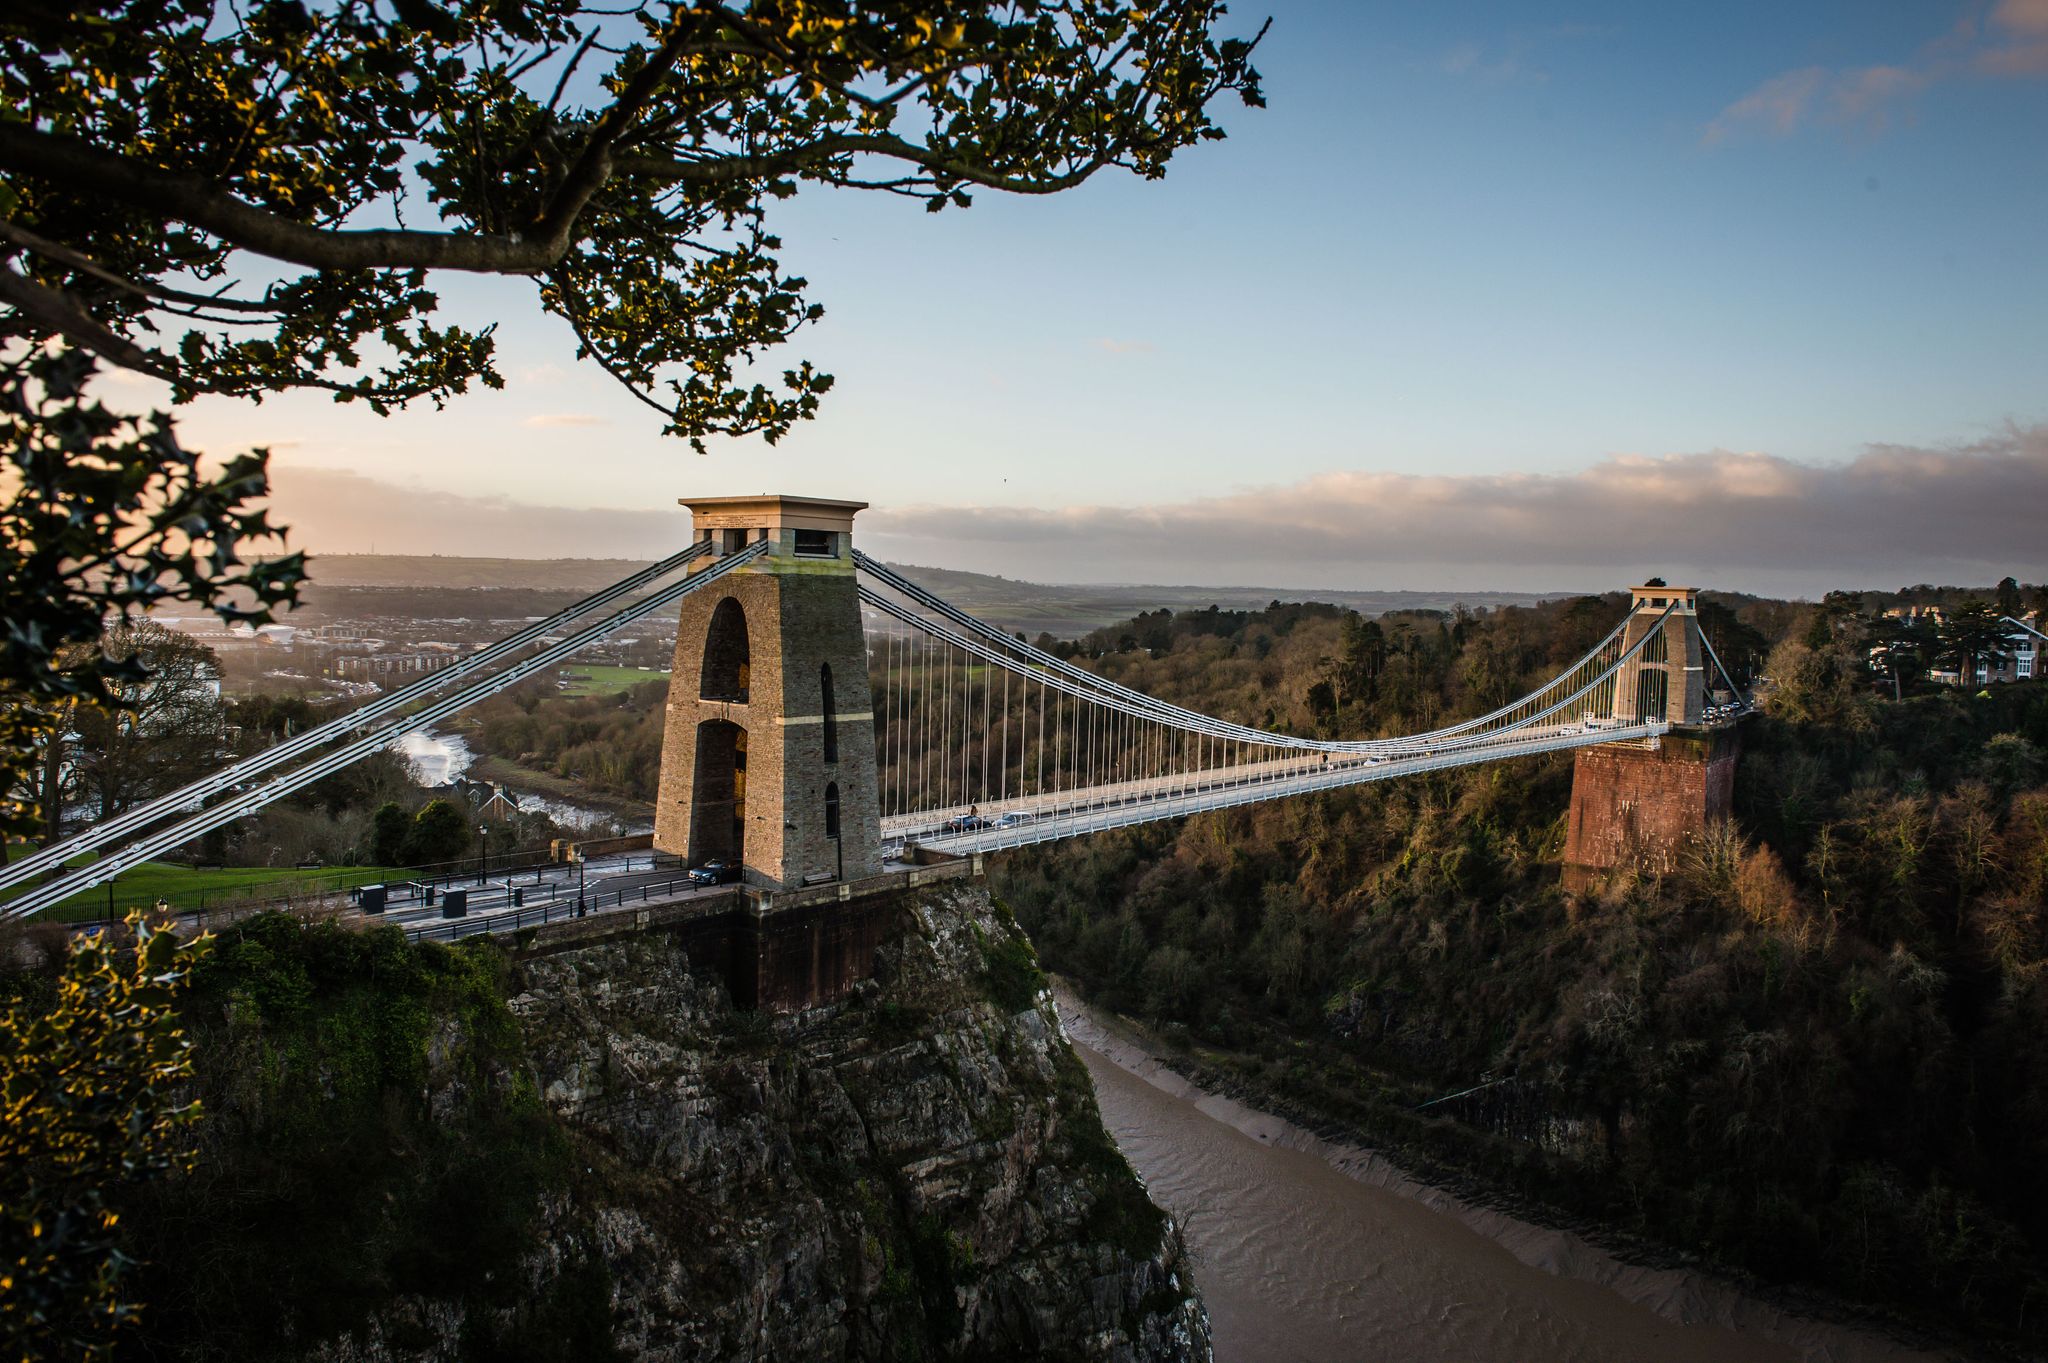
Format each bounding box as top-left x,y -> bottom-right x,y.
398,872 -> 714,944
45,851 -> 673,932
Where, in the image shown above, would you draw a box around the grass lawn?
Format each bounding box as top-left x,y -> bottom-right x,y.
554,664 -> 670,698
4,843 -> 402,923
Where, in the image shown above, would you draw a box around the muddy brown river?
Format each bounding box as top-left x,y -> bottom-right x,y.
1061,990 -> 1947,1363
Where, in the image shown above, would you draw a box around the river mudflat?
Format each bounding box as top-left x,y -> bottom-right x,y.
1058,984 -> 1953,1363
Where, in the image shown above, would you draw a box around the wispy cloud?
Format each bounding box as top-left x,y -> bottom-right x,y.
1981,0 -> 2048,73
1438,42 -> 1543,85
520,412 -> 609,428
1090,338 -> 1156,355
1704,67 -> 1830,142
1706,4 -> 2048,144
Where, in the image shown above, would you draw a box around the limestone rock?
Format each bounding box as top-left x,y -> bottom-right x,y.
315,883 -> 1208,1363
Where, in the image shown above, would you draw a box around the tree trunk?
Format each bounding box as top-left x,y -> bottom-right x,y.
37,727 -> 65,847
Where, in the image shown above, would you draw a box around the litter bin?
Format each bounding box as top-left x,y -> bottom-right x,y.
440,889 -> 468,919
511,887 -> 525,907
422,884 -> 436,907
359,885 -> 387,914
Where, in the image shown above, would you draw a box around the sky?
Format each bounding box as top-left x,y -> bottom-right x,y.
157,0 -> 2048,597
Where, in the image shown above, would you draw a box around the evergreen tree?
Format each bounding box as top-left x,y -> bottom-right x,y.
405,799 -> 472,866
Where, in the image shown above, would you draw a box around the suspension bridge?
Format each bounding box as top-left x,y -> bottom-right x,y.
0,495 -> 1747,928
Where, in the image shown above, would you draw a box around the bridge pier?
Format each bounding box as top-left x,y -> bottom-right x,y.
1561,727 -> 1741,889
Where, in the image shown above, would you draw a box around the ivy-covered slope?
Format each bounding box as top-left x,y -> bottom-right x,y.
118,887 -> 1205,1363
997,652 -> 2048,1351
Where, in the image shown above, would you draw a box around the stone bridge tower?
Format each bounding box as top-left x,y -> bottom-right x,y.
1611,584 -> 1710,726
1563,585 -> 1743,887
654,495 -> 883,888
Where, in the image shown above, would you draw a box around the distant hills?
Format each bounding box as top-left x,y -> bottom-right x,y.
297,553 -> 1575,637
874,563 -> 1573,636
295,555 -> 656,591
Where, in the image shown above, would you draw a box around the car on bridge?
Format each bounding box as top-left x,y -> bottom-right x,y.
993,811 -> 1036,830
943,814 -> 992,833
687,858 -> 741,886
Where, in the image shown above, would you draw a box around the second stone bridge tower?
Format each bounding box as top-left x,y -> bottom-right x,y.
1563,585 -> 1743,886
654,495 -> 884,888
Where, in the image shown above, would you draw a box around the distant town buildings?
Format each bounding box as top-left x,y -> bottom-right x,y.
147,600 -> 676,699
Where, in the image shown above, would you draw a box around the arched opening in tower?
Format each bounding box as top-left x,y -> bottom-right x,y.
700,597 -> 750,702
691,719 -> 747,863
1634,667 -> 1669,724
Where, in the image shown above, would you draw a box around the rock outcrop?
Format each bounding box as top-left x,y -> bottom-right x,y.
163,885 -> 1206,1362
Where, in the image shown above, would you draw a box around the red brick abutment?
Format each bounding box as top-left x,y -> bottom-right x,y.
1562,724 -> 1743,890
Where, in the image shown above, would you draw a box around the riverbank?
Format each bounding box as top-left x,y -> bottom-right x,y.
1054,980 -> 1966,1363
464,752 -> 653,831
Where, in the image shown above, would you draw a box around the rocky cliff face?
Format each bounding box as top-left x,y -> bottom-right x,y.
139,885 -> 1207,1362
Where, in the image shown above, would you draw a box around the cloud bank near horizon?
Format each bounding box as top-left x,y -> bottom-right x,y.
265,426 -> 2048,598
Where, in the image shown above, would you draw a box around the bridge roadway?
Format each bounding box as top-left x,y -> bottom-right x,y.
374,855 -> 736,943
389,865 -> 737,943
888,719 -> 1669,857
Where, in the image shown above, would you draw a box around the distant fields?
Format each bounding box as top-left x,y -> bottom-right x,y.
555,665 -> 671,698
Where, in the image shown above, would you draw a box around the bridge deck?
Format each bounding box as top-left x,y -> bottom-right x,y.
891,721 -> 1667,855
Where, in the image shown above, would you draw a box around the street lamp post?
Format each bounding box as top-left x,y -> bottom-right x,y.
477,825 -> 489,884
575,852 -> 587,915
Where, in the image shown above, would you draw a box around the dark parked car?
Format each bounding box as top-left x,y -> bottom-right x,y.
688,858 -> 741,886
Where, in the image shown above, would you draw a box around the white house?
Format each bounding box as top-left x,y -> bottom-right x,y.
1989,615 -> 2045,683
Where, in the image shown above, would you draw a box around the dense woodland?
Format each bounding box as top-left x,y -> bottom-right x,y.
465,679 -> 672,803
988,588 -> 2048,1347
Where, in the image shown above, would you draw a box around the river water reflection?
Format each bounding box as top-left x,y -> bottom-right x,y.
1066,996 -> 1936,1363
392,729 -> 630,831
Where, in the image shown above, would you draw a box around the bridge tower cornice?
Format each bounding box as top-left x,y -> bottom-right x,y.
681,493 -> 868,577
